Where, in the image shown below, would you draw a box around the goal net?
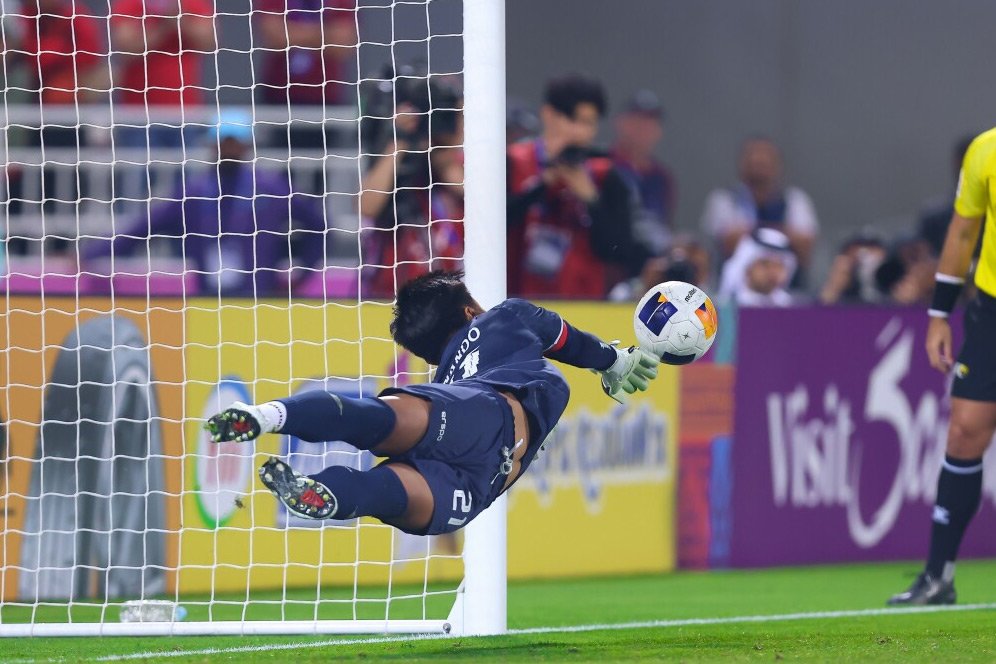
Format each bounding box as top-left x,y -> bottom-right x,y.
0,0 -> 505,637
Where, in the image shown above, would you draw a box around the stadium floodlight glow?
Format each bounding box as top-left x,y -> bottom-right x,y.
0,0 -> 505,638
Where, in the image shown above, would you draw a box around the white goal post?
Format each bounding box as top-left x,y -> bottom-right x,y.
0,0 -> 505,638
448,0 -> 508,638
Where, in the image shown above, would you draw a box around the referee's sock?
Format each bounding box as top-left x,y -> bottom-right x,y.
925,455 -> 983,580
309,464 -> 409,521
258,391 -> 397,449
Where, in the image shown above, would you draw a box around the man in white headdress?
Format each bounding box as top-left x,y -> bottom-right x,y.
717,227 -> 797,307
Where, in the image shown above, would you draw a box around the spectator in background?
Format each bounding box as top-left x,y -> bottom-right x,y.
611,89 -> 676,257
85,110 -> 329,297
0,2 -> 25,61
821,231 -> 938,306
819,231 -> 888,304
507,73 -> 644,299
7,1 -> 107,252
19,0 -> 105,106
609,234 -> 710,302
110,0 -> 214,146
917,134 -> 976,257
702,137 -> 819,287
873,235 -> 937,306
717,228 -> 796,307
254,1 -> 357,108
358,78 -> 464,298
110,0 -> 214,213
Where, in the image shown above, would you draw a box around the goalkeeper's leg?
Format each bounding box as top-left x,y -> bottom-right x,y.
205,391 -> 431,455
258,457 -> 433,531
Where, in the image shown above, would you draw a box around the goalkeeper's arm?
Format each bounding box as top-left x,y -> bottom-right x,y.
503,298 -> 659,400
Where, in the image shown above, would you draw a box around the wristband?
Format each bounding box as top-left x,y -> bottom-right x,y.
928,273 -> 965,318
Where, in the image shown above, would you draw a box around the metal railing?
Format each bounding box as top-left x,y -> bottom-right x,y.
1,104 -> 364,257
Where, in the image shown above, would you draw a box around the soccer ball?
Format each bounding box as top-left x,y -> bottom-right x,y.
634,281 -> 718,365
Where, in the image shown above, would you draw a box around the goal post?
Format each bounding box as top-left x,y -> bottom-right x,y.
0,0 -> 506,638
450,0 -> 508,637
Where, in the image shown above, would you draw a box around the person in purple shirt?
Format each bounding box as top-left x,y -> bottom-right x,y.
86,111 -> 329,297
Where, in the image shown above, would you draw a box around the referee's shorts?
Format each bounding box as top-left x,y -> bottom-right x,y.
952,289 -> 996,402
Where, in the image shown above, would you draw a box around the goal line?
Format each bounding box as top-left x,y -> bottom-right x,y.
19,602 -> 996,663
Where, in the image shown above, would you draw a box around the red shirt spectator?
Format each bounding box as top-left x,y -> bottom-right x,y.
361,188 -> 464,298
110,0 -> 214,106
359,119 -> 465,298
506,74 -> 645,300
21,1 -> 105,105
507,140 -> 629,299
255,0 -> 357,105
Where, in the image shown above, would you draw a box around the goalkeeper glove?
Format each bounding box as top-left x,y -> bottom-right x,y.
600,346 -> 660,403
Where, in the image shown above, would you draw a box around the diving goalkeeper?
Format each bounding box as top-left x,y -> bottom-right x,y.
206,270 -> 659,535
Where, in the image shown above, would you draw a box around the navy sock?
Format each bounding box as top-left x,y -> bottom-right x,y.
277,391 -> 397,449
309,464 -> 409,521
926,455 -> 983,578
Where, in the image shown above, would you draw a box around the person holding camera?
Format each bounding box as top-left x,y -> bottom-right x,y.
358,76 -> 465,299
819,232 -> 889,305
507,73 -> 646,299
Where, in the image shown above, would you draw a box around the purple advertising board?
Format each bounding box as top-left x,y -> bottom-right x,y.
731,306 -> 996,567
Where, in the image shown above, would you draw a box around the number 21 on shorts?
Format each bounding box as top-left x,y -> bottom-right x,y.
447,489 -> 473,528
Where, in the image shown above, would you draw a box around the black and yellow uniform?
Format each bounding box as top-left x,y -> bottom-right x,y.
951,128 -> 996,401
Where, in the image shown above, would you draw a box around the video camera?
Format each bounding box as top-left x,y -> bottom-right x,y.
360,63 -> 462,153
541,144 -> 608,169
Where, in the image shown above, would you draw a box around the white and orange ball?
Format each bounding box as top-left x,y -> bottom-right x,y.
634,281 -> 718,365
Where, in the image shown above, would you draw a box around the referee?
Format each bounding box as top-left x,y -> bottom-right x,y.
889,128 -> 996,605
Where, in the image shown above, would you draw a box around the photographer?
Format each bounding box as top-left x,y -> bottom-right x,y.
818,232 -> 889,305
358,71 -> 464,298
507,73 -> 645,299
608,236 -> 711,301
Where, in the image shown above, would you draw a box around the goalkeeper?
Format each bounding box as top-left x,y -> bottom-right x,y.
206,270 -> 659,534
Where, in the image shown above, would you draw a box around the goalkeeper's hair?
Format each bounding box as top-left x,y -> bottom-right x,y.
544,73 -> 608,119
391,270 -> 476,365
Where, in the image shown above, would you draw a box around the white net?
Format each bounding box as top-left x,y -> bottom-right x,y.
0,0 -> 495,636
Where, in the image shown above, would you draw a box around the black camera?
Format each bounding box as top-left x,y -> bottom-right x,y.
556,144 -> 590,167
360,63 -> 462,154
543,144 -> 605,169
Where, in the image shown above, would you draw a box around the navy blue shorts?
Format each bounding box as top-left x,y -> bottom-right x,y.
380,381 -> 516,535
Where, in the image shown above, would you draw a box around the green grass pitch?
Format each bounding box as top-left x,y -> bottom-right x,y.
4,559 -> 996,662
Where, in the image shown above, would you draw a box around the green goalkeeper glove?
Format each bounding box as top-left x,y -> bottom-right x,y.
600,346 -> 660,403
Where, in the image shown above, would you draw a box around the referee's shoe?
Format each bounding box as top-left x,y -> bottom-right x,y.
887,571 -> 956,606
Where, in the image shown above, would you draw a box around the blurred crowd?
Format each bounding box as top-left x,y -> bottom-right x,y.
0,3 -> 977,304
503,73 -> 978,309
2,0 -> 360,296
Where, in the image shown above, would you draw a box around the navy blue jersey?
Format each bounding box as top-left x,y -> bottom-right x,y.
432,298 -> 615,455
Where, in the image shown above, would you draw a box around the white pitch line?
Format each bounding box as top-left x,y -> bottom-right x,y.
508,601 -> 996,635
17,602 -> 996,663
